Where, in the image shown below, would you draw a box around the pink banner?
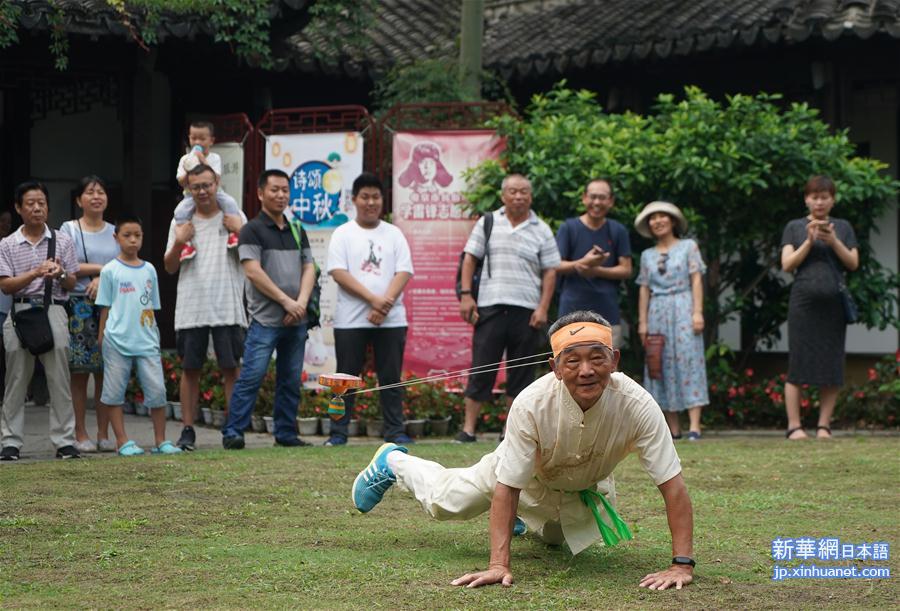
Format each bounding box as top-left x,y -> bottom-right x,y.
393,131 -> 505,380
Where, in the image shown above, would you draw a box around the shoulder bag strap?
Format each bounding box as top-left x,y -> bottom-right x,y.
76,219 -> 89,264
45,229 -> 56,305
287,219 -> 301,249
483,211 -> 493,278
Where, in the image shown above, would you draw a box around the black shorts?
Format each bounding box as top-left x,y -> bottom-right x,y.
463,305 -> 543,402
176,325 -> 245,370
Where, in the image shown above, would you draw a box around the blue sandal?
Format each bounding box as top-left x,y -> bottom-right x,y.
118,440 -> 145,456
151,440 -> 182,455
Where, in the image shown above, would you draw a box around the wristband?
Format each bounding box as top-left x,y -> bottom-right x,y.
459,289 -> 472,295
672,556 -> 695,567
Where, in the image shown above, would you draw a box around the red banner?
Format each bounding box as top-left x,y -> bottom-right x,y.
392,131 -> 505,380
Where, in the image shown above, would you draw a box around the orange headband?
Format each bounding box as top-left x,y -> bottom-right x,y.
550,322 -> 613,357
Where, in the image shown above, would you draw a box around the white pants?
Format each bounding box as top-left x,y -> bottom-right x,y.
1,305 -> 75,449
390,451 -> 567,545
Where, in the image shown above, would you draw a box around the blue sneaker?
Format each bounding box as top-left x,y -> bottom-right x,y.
352,442 -> 408,513
388,433 -> 415,445
513,516 -> 528,536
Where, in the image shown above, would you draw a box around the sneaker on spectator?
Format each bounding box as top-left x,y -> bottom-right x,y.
177,426 -> 196,451
222,435 -> 245,450
151,440 -> 182,455
454,431 -> 477,443
352,442 -> 408,513
513,516 -> 528,536
0,446 -> 20,461
74,439 -> 97,453
388,433 -> 415,445
323,436 -> 347,447
180,242 -> 197,261
117,440 -> 145,456
55,445 -> 82,459
226,232 -> 239,249
97,439 -> 116,453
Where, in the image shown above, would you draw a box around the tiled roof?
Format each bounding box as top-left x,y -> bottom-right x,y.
13,1 -> 900,77
287,0 -> 900,77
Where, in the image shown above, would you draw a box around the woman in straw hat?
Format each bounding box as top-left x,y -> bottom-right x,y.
635,202 -> 708,440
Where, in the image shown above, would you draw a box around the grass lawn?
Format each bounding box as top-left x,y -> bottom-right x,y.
1,437 -> 897,609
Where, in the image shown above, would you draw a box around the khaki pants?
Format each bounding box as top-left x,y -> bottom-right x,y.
391,450 -> 568,545
1,304 -> 75,449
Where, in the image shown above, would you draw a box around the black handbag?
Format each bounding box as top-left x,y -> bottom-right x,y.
11,231 -> 57,355
826,254 -> 859,324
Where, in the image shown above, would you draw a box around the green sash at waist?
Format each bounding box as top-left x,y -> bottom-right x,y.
578,489 -> 633,546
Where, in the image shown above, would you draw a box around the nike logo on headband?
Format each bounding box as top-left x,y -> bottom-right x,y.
568,326 -> 586,335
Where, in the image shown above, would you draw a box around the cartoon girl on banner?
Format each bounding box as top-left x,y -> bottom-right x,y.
398,142 -> 453,193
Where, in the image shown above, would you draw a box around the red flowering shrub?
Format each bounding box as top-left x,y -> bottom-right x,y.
706,349 -> 897,429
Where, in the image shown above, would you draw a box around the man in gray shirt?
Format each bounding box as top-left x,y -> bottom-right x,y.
221,169 -> 316,449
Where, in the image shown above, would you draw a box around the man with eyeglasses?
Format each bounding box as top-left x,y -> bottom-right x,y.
456,173 -> 561,443
556,179 -> 632,349
350,310 -> 695,591
164,164 -> 247,451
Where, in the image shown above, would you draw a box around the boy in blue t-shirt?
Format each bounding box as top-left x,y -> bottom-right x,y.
96,214 -> 181,456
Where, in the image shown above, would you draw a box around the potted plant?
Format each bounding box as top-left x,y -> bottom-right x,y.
405,377 -> 454,436
303,390 -> 332,437
355,399 -> 382,438
297,391 -> 321,436
209,385 -> 228,428
198,386 -> 214,425
125,375 -> 146,415
162,352 -> 182,420
401,379 -> 427,438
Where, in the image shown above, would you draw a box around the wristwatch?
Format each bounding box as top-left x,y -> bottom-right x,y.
58,271 -> 67,282
672,556 -> 696,567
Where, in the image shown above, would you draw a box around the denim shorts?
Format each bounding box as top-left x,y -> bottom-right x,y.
101,346 -> 167,408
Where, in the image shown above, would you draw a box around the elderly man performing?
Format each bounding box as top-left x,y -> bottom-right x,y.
351,310 -> 695,590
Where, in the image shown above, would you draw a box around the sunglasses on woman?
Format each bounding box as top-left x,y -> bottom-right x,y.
658,252 -> 669,276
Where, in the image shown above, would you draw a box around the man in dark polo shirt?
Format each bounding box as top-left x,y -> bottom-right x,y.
221,169 -> 316,449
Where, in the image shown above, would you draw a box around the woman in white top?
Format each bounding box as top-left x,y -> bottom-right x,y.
60,176 -> 120,453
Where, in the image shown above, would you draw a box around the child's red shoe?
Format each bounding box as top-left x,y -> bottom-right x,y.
226,232 -> 239,249
180,243 -> 197,261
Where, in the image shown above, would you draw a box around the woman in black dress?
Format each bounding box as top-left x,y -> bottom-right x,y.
781,176 -> 858,440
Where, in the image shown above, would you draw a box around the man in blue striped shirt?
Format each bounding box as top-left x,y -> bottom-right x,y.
456,174 -> 561,442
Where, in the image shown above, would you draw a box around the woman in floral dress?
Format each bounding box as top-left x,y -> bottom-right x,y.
635,201 -> 708,440
60,176 -> 119,452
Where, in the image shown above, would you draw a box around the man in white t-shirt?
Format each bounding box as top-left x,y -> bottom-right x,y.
325,173 -> 414,446
164,164 -> 247,451
350,310 -> 696,591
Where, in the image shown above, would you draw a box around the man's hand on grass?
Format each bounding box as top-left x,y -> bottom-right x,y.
451,565 -> 513,588
638,565 -> 693,590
